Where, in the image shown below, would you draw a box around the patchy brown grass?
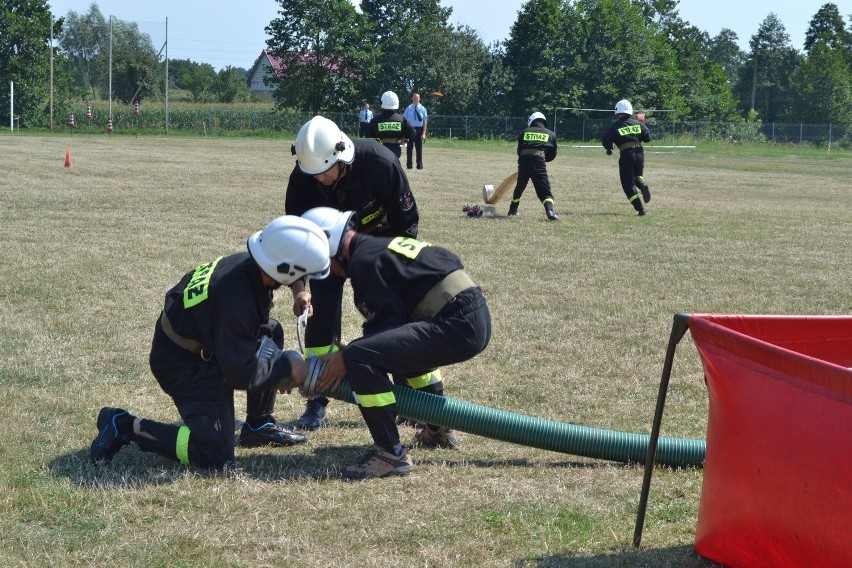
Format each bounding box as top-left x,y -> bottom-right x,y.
0,134 -> 849,567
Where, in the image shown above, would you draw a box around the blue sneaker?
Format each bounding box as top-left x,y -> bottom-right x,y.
90,407 -> 130,464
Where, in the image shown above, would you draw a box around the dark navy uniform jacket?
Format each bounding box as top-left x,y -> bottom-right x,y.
285,138 -> 419,238
346,233 -> 463,335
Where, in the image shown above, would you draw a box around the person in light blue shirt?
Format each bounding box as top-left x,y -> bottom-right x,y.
402,93 -> 428,169
357,101 -> 374,138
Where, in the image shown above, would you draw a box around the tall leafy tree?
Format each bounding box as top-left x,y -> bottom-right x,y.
804,3 -> 850,51
109,18 -> 159,103
572,0 -> 657,112
359,0 -> 454,98
788,40 -> 852,124
504,0 -> 583,115
183,62 -> 217,102
789,3 -> 852,124
466,43 -> 515,117
216,66 -> 250,103
0,0 -> 55,126
265,0 -> 371,113
59,5 -> 158,103
737,13 -> 801,122
708,29 -> 746,87
60,5 -> 108,100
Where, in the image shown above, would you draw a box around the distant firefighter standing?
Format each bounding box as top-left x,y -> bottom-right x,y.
602,99 -> 652,216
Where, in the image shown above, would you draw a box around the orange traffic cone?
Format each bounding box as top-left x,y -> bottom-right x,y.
64,149 -> 73,169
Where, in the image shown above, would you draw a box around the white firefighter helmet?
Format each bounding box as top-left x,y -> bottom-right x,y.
247,215 -> 330,285
615,99 -> 634,116
293,115 -> 355,175
381,90 -> 399,110
301,207 -> 358,262
528,111 -> 547,127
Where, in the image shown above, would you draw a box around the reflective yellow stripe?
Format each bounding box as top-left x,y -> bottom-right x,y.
542,198 -> 554,205
617,124 -> 643,136
629,194 -> 640,202
183,256 -> 223,309
354,391 -> 396,408
407,369 -> 443,389
361,206 -> 385,225
388,237 -> 430,259
523,131 -> 549,142
305,344 -> 339,357
176,425 -> 191,465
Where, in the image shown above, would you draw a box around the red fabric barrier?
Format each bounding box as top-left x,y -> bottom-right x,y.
690,315 -> 852,568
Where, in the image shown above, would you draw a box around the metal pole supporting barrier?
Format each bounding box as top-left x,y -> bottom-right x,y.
633,313 -> 692,548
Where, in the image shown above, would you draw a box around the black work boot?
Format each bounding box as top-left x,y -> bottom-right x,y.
545,204 -> 559,221
635,177 -> 651,203
239,417 -> 307,447
295,397 -> 327,431
507,202 -> 519,216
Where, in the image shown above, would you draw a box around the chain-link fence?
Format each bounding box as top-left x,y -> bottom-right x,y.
51,105 -> 852,147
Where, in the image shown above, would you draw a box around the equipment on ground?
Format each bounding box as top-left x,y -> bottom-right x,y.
482,172 -> 519,204
462,203 -> 484,217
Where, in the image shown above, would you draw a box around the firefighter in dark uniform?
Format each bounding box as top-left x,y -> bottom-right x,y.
508,112 -> 559,221
302,207 -> 492,480
602,99 -> 652,216
285,115 -> 421,432
367,90 -> 416,159
89,216 -> 331,468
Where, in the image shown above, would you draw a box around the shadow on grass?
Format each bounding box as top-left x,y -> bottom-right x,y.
518,543 -> 722,567
47,442 -> 396,488
48,437 -> 634,489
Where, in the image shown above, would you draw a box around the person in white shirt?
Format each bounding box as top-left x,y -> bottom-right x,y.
357,101 -> 373,138
402,93 -> 428,169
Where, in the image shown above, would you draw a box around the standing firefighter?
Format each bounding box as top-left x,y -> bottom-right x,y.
89,216 -> 331,468
285,115 -> 420,432
303,207 -> 492,480
368,90 -> 416,159
508,111 -> 559,221
602,99 -> 652,216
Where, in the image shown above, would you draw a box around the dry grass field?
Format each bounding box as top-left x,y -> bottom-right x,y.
0,132 -> 849,567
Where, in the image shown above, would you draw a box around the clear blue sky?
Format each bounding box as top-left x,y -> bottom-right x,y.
46,1 -> 852,71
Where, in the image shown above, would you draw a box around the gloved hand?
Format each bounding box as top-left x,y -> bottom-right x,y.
606,149 -> 613,156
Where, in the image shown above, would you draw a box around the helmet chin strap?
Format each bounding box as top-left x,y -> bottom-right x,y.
329,162 -> 348,192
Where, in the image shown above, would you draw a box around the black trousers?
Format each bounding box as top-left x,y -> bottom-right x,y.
143,318 -> 283,468
358,122 -> 370,138
342,288 -> 491,451
406,127 -> 424,168
383,142 -> 402,158
618,148 -> 645,211
512,156 -> 553,204
302,274 -> 347,406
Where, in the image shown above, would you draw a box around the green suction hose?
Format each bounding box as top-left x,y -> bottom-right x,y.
327,379 -> 705,467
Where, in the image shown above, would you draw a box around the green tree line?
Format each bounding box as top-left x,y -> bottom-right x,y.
2,0 -> 851,129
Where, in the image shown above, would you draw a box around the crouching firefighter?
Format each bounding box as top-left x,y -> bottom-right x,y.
89,215 -> 331,468
301,207 -> 492,480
